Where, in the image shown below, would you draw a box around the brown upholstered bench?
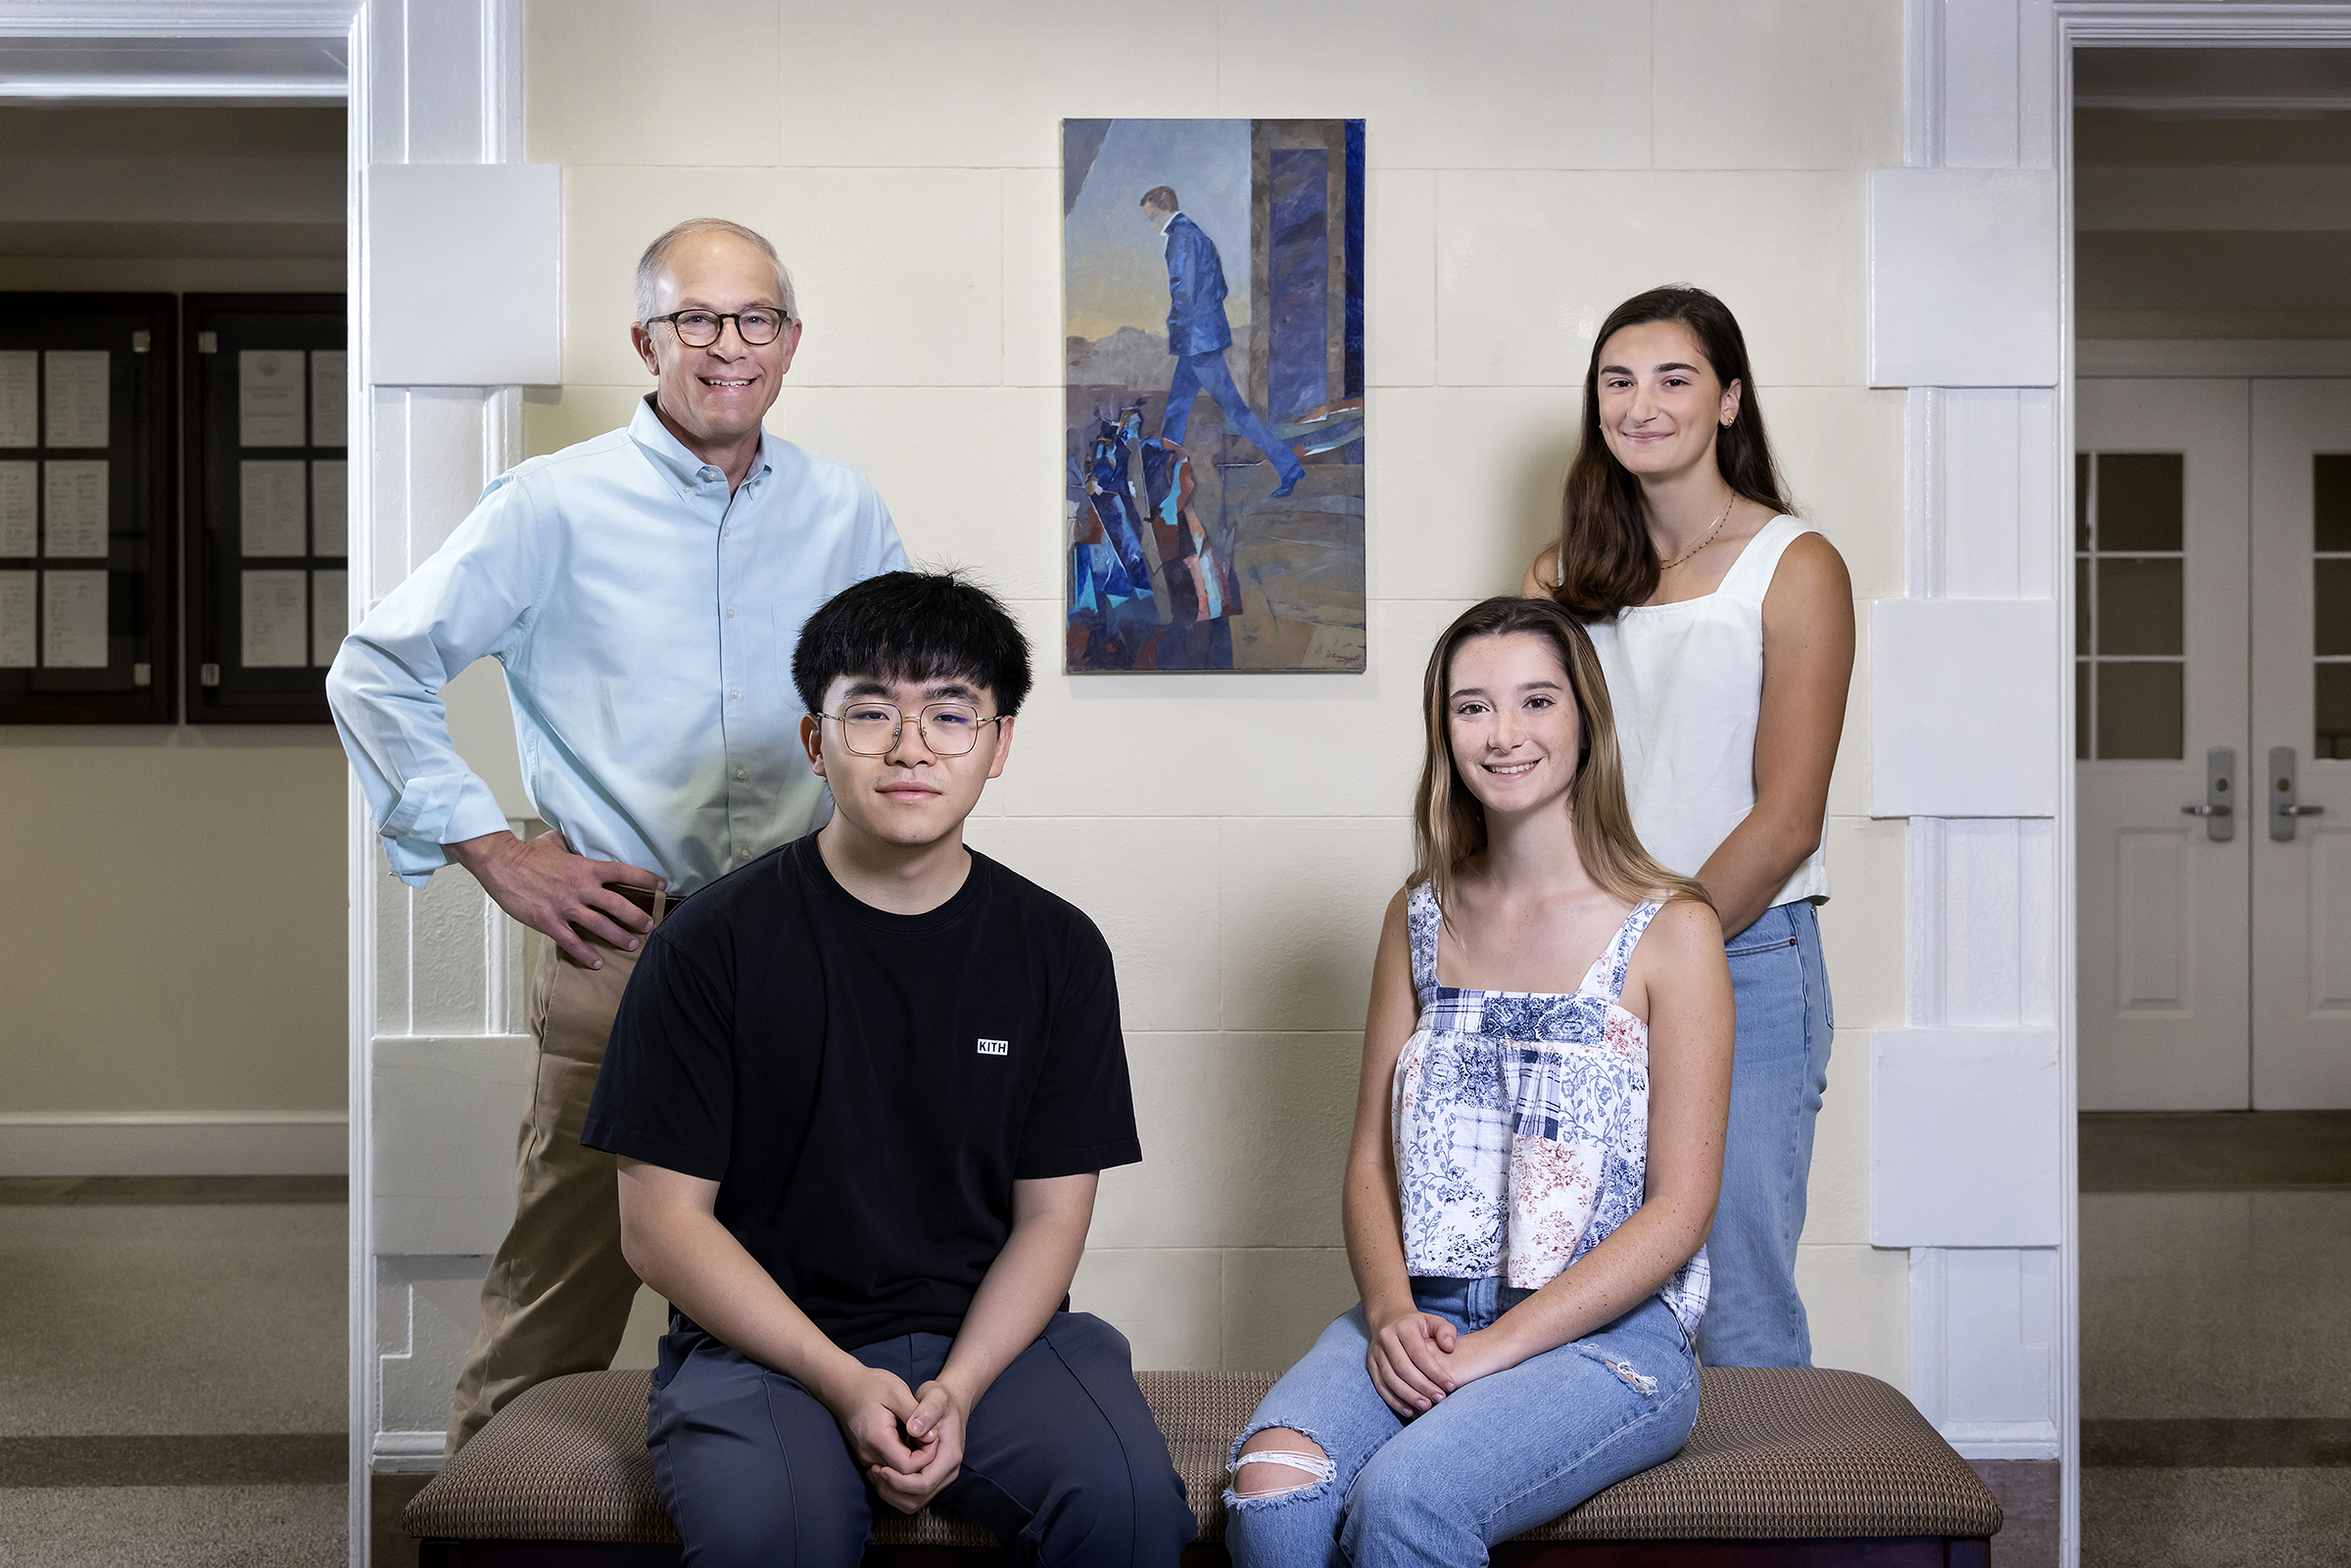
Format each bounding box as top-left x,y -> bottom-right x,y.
408,1366 -> 1999,1566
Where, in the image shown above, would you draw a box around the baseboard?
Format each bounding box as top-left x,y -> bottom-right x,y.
373,1430 -> 447,1474
0,1112 -> 348,1175
1940,1419 -> 2061,1460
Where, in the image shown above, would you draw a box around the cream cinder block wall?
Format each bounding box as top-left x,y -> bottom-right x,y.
0,730 -> 348,1113
0,108 -> 348,1121
523,0 -> 1910,1382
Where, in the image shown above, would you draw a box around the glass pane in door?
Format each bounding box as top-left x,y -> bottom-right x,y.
2098,453 -> 2184,550
2098,557 -> 2183,655
2320,455 -> 2351,756
2099,661 -> 2184,759
2318,665 -> 2351,760
2077,450 -> 2187,760
2314,453 -> 2351,550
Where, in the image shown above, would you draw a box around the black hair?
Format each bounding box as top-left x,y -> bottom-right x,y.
791,570 -> 1032,719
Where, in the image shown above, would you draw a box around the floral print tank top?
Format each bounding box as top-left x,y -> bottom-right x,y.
1390,881 -> 1708,1336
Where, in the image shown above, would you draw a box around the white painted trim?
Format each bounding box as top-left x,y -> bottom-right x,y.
343,9 -> 528,1560
370,1429 -> 445,1475
345,13 -> 373,1560
2051,21 -> 2085,1568
2078,338 -> 2351,378
1904,0 -> 1945,169
2062,4 -> 2351,45
0,1 -> 360,35
0,1112 -> 349,1175
478,0 -> 518,165
1906,1247 -> 1949,1429
1942,1423 -> 2064,1460
0,76 -> 344,101
349,7 -> 378,1555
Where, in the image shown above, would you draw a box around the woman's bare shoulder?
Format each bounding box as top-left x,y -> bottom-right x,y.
1774,529 -> 1852,594
1636,897 -> 1725,970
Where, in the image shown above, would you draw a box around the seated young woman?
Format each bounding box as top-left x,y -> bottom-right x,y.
1223,595 -> 1735,1568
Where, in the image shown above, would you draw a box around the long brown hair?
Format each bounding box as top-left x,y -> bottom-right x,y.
1410,596 -> 1711,924
1551,285 -> 1795,621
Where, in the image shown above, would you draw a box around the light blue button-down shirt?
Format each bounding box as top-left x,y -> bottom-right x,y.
328,397 -> 907,893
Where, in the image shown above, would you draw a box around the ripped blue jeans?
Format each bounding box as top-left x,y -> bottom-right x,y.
1223,1280 -> 1698,1568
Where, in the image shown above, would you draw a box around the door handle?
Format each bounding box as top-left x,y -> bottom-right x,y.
2187,746 -> 2235,842
2270,745 -> 2325,841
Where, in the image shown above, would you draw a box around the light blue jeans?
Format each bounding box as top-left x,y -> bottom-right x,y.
1223,1279 -> 1699,1568
1696,899 -> 1835,1368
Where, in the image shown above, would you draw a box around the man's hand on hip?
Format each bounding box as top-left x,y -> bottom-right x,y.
445,830 -> 661,968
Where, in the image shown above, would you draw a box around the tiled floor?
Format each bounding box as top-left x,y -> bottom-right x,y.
2079,1113 -> 2351,1568
0,1176 -> 347,1567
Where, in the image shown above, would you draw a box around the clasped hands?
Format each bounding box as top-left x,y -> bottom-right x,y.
826,1364 -> 970,1513
1365,1307 -> 1517,1418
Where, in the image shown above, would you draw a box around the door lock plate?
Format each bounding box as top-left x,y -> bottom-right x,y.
2183,746 -> 2236,842
2271,744 -> 2326,841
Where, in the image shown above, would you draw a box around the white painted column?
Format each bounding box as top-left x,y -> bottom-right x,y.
1872,0 -> 2075,1515
346,2 -> 542,1560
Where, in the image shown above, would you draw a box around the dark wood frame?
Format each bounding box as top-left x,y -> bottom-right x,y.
180,292 -> 348,724
0,293 -> 177,725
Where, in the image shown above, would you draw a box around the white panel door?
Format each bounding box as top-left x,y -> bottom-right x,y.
2076,379 -> 2250,1110
2250,380 -> 2351,1107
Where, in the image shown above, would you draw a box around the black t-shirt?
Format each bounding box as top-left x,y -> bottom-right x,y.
581,834 -> 1142,1351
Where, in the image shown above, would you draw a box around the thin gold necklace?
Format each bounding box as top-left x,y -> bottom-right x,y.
1659,497 -> 1735,572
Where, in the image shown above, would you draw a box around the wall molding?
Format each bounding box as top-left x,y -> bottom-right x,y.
370,1429 -> 444,1475
0,3 -> 358,104
0,1 -> 360,33
1908,1246 -> 2063,1460
0,1111 -> 348,1175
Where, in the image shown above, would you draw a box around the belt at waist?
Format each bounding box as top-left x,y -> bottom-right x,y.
605,882 -> 690,921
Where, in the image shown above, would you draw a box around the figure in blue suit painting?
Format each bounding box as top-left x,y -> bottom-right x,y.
1141,184 -> 1309,499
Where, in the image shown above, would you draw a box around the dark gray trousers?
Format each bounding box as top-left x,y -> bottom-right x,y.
648,1310 -> 1194,1567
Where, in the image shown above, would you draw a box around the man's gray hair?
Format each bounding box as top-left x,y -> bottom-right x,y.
634,217 -> 796,323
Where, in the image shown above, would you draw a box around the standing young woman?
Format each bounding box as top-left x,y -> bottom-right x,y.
1223,597 -> 1733,1568
1520,285 -> 1853,1368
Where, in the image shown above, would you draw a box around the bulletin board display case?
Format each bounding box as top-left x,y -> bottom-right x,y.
0,294 -> 177,724
182,295 -> 349,724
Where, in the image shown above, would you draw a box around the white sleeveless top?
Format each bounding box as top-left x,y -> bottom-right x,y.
1583,515 -> 1831,910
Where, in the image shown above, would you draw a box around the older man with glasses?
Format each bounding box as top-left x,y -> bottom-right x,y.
328,216 -> 907,1455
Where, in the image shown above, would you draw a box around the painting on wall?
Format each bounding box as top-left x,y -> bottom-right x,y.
1063,119 -> 1366,674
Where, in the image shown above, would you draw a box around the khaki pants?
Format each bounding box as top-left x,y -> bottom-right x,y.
445,913 -> 664,1454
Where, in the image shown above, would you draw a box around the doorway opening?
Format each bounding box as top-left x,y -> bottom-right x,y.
2069,41 -> 2351,1568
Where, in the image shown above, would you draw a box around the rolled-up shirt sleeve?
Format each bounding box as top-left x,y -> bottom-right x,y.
326,475 -> 543,885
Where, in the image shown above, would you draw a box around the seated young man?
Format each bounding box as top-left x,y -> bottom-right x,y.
582,571 -> 1194,1567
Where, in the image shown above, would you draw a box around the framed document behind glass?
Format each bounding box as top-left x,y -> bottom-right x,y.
182,294 -> 347,724
0,293 -> 176,724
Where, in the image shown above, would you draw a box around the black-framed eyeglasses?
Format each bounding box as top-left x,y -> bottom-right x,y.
819,701 -> 1004,757
646,308 -> 791,347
